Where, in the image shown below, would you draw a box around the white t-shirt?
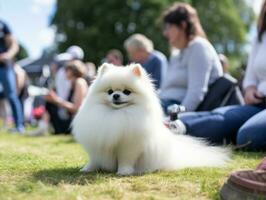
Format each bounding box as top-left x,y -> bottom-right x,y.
243,33 -> 266,96
55,67 -> 71,119
55,67 -> 71,100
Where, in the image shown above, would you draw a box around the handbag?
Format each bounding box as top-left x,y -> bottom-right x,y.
196,74 -> 244,111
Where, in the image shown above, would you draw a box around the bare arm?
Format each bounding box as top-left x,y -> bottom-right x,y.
54,78 -> 88,114
243,38 -> 263,104
0,35 -> 19,61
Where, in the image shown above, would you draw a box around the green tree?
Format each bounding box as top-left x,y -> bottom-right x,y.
51,0 -> 254,65
15,43 -> 29,61
52,0 -> 177,64
192,0 -> 254,56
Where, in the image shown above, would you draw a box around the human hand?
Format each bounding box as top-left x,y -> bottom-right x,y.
44,90 -> 59,103
244,86 -> 263,104
254,91 -> 264,99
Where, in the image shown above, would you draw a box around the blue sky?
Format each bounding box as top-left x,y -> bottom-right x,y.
0,0 -> 56,58
0,0 -> 263,59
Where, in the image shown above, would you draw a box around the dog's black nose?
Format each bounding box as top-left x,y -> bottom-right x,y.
113,94 -> 120,100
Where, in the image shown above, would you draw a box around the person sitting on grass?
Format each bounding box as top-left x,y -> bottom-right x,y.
176,0 -> 266,151
159,3 -> 223,113
29,60 -> 88,135
124,33 -> 167,90
105,49 -> 123,66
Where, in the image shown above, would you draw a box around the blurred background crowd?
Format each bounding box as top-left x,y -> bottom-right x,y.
0,0 -> 265,144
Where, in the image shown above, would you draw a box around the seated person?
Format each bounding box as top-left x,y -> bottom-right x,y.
45,60 -> 88,134
177,1 -> 266,151
83,62 -> 96,85
124,33 -> 167,90
29,60 -> 88,136
105,49 -> 123,66
159,3 -> 223,113
54,45 -> 84,104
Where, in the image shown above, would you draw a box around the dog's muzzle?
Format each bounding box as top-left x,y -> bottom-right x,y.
112,100 -> 128,105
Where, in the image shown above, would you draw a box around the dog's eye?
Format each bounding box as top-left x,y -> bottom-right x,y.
123,89 -> 131,95
107,89 -> 113,95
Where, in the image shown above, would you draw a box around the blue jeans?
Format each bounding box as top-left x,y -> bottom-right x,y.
179,105 -> 266,151
0,64 -> 24,129
160,98 -> 180,114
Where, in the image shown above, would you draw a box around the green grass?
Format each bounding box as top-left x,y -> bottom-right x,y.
0,131 -> 264,200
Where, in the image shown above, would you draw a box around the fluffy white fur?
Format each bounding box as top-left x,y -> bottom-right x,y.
72,63 -> 230,175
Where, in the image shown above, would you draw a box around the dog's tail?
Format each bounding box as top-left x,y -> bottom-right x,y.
170,134 -> 230,169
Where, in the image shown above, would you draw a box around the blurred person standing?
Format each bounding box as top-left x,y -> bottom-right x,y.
0,91 -> 8,128
124,34 -> 167,90
14,63 -> 28,117
0,20 -> 24,133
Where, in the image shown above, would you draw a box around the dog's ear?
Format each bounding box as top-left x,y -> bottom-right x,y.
97,63 -> 110,77
132,64 -> 142,77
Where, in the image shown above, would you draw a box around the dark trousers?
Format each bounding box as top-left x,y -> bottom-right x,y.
46,102 -> 72,134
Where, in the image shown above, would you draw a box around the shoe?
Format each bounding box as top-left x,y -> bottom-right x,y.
27,120 -> 48,136
220,157 -> 266,200
168,119 -> 187,135
8,126 -> 25,134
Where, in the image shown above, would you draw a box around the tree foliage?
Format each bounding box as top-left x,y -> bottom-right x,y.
15,43 -> 29,61
192,0 -> 254,56
51,0 -> 254,65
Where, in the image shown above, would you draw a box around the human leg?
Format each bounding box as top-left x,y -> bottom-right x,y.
0,67 -> 24,131
45,102 -> 71,134
237,108 -> 266,151
179,105 -> 263,144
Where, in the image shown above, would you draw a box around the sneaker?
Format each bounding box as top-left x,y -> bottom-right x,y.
168,119 -> 187,135
27,120 -> 48,136
8,126 -> 25,134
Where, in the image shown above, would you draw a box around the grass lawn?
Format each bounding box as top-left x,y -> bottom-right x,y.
0,131 -> 265,200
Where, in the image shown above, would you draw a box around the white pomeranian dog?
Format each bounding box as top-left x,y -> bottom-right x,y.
72,63 -> 229,175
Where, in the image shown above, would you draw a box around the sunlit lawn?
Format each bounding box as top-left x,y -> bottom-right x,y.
0,130 -> 264,200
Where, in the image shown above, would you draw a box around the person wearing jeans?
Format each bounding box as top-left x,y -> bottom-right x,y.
180,104 -> 266,150
178,1 -> 266,151
0,20 -> 24,133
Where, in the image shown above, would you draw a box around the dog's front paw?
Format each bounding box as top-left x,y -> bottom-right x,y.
80,163 -> 96,173
117,166 -> 134,176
